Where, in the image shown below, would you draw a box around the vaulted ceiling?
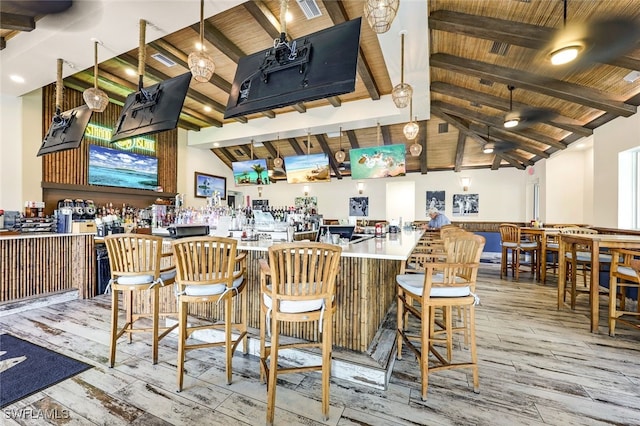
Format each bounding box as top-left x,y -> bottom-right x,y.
2,0 -> 640,179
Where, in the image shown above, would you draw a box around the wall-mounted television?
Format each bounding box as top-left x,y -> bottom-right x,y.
232,159 -> 270,186
88,144 -> 158,191
284,153 -> 330,184
350,144 -> 406,179
225,18 -> 361,119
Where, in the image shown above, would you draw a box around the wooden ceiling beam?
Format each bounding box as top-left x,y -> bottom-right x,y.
381,125 -> 392,145
491,155 -> 502,170
292,103 -> 307,113
345,130 -> 360,149
288,138 -> 304,155
315,133 -> 343,179
496,153 -> 526,170
323,0 -> 381,100
0,12 -> 35,31
217,147 -> 238,163
262,141 -> 278,159
193,21 -> 244,64
243,1 -> 280,39
431,81 -> 592,137
418,121 -> 428,174
454,131 -> 466,172
430,53 -> 637,117
429,10 -> 640,71
468,124 -> 550,159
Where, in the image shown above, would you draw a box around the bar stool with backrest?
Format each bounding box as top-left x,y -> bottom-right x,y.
559,227 -> 612,309
499,224 -> 538,281
608,250 -> 640,336
104,234 -> 178,367
171,236 -> 247,391
396,232 -> 485,400
259,242 -> 342,425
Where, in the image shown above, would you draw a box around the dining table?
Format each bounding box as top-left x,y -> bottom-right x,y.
557,233 -> 640,333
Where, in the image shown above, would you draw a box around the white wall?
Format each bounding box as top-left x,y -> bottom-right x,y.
544,149 -> 586,224
593,113 -> 640,227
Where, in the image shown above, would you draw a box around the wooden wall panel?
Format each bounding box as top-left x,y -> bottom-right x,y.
41,84 -> 178,196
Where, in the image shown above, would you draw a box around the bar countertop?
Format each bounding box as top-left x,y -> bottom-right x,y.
236,229 -> 423,260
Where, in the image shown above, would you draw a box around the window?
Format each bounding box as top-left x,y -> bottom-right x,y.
619,148 -> 640,229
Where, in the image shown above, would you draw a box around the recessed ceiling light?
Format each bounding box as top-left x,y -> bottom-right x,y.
125,68 -> 136,76
213,142 -> 220,147
10,75 -> 25,83
203,105 -> 212,112
195,42 -> 204,51
285,11 -> 293,22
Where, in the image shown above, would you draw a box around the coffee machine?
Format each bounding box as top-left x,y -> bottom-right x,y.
84,200 -> 97,220
72,199 -> 85,220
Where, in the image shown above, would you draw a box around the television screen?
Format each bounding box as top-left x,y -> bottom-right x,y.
224,18 -> 361,119
350,144 -> 406,179
232,159 -> 270,186
284,153 -> 330,184
88,144 -> 158,191
37,105 -> 93,156
110,72 -> 191,143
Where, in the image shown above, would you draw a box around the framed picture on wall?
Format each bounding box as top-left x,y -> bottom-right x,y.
426,190 -> 445,214
452,193 -> 479,216
194,172 -> 226,199
349,197 -> 369,217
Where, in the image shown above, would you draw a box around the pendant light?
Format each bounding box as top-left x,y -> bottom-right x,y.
273,137 -> 284,168
503,85 -> 519,128
404,96 -> 419,141
391,31 -> 412,109
363,0 -> 399,34
83,40 -> 109,112
483,126 -> 494,154
335,127 -> 346,163
188,0 -> 215,82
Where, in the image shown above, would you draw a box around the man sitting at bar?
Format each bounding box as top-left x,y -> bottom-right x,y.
426,207 -> 451,229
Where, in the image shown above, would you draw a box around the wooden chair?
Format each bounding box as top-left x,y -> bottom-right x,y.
396,232 -> 485,400
559,227 -> 609,309
259,242 -> 342,425
608,250 -> 640,336
104,234 -> 178,367
171,236 -> 247,391
499,224 -> 538,281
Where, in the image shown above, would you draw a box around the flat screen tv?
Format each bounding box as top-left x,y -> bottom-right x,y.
110,72 -> 191,143
37,105 -> 93,156
350,144 -> 406,179
88,144 -> 158,191
224,17 -> 361,119
284,153 -> 330,184
232,159 -> 270,186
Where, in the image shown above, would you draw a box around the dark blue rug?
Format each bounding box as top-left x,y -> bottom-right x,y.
0,333 -> 92,408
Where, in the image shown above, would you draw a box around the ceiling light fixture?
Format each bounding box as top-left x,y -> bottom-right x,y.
273,136 -> 284,168
391,31 -> 412,109
483,126 -> 494,153
363,0 -> 399,34
504,85 -> 519,128
550,44 -> 583,65
335,127 -> 346,163
188,0 -> 215,82
404,96 -> 420,145
83,40 -> 109,112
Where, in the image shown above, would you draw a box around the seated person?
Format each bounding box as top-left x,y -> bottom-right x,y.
425,207 -> 451,229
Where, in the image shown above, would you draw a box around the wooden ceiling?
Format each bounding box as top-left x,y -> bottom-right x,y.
3,0 -> 640,178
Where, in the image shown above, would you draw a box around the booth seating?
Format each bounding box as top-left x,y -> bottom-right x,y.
608,250 -> 640,336
259,242 -> 342,425
396,232 -> 485,400
171,236 -> 247,391
104,234 -> 178,367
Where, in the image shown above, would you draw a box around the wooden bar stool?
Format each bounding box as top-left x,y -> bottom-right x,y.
104,234 -> 178,367
259,242 -> 342,425
499,224 -> 538,281
171,236 -> 247,391
396,233 -> 485,400
608,250 -> 640,336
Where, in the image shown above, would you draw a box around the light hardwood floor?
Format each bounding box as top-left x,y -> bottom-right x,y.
1,265 -> 639,425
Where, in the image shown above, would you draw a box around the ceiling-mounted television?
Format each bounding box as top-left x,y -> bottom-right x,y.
88,144 -> 158,191
284,153 -> 330,184
350,144 -> 406,179
232,159 -> 270,186
37,105 -> 93,156
224,17 -> 361,119
110,72 -> 191,143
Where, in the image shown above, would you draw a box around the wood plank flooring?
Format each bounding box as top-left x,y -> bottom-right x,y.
1,265 -> 640,425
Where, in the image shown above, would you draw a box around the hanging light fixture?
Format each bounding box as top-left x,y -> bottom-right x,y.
335,127 -> 346,163
188,0 -> 215,82
273,133 -> 284,168
391,31 -> 412,109
483,126 -> 494,153
404,96 -> 419,140
363,0 -> 399,34
504,85 -> 519,128
83,40 -> 109,112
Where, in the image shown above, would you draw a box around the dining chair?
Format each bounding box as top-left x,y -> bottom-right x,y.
499,224 -> 538,281
171,236 -> 248,391
259,242 -> 342,425
104,234 -> 178,367
608,250 -> 640,336
396,232 -> 485,400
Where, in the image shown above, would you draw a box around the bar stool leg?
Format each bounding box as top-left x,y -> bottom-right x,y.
109,288 -> 119,367
177,299 -> 188,392
266,325 -> 280,426
152,287 -> 160,365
